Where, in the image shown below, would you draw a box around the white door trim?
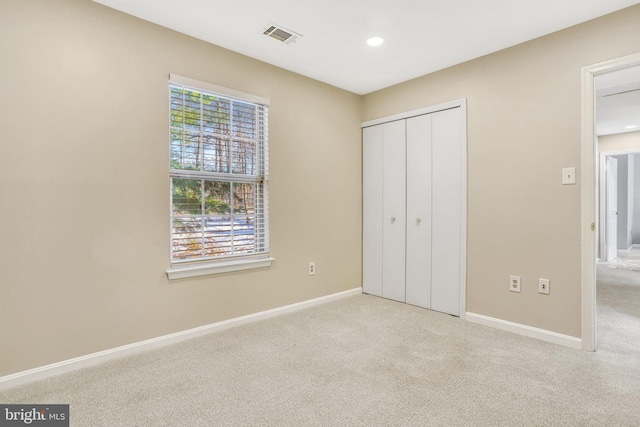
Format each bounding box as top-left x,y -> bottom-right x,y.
459,100 -> 468,320
361,98 -> 466,128
581,52 -> 640,352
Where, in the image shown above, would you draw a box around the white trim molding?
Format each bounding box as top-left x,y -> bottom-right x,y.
458,100 -> 468,320
0,287 -> 362,391
466,312 -> 582,350
169,73 -> 270,106
581,52 -> 640,352
167,257 -> 275,280
361,98 -> 466,128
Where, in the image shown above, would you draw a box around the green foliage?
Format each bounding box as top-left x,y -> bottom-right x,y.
204,197 -> 230,214
172,179 -> 232,215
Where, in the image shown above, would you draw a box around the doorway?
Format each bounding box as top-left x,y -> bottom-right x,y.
599,151 -> 640,263
582,52 -> 640,351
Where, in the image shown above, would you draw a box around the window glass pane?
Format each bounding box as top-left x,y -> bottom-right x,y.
202,94 -> 230,134
232,139 -> 257,175
232,101 -> 256,139
182,89 -> 201,131
170,129 -> 200,170
202,135 -> 230,173
233,183 -> 255,214
172,217 -> 203,260
172,178 -> 201,215
233,215 -> 255,254
204,181 -> 231,215
204,216 -> 234,257
170,87 -> 185,128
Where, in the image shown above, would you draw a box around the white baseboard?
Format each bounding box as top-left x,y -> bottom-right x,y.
0,287 -> 362,391
465,312 -> 582,350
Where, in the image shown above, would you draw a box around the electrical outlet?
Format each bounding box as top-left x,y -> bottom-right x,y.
539,278 -> 550,294
509,275 -> 521,293
308,262 -> 316,276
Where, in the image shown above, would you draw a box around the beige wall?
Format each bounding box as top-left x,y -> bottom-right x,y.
4,0 -> 640,378
0,0 -> 362,376
599,131 -> 640,153
363,4 -> 640,338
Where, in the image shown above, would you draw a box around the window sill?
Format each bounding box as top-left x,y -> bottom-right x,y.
166,257 -> 274,280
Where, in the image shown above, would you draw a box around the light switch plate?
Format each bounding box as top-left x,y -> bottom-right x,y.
562,167 -> 576,185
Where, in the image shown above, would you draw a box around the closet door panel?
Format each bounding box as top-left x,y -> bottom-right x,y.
382,120 -> 406,302
431,108 -> 462,316
362,125 -> 383,297
405,115 -> 432,308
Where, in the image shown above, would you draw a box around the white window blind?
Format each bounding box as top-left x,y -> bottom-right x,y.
169,77 -> 269,264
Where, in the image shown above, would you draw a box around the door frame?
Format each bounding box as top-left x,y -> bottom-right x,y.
362,98 -> 467,318
581,52 -> 640,351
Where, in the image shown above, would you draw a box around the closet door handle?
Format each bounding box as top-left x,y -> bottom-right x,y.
416,218 -> 421,225
390,217 -> 396,224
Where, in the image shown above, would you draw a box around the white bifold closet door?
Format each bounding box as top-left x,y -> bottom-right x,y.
362,106 -> 463,317
430,108 -> 462,315
405,114 -> 432,309
362,125 -> 383,298
381,120 -> 406,303
362,120 -> 406,303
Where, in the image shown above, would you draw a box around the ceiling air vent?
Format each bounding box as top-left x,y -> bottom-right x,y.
262,23 -> 302,44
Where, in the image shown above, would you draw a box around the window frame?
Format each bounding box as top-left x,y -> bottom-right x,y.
166,74 -> 273,280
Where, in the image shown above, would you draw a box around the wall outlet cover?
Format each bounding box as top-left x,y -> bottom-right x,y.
510,275 -> 521,293
539,278 -> 550,294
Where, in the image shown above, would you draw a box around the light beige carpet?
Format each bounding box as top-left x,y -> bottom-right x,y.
605,247 -> 640,271
1,274 -> 639,426
597,263 -> 640,357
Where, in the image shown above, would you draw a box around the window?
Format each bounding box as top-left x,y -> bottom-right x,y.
167,75 -> 270,278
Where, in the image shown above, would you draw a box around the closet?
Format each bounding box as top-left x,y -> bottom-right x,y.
362,102 -> 466,316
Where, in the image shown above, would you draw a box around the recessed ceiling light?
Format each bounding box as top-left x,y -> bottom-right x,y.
624,125 -> 638,129
366,37 -> 384,47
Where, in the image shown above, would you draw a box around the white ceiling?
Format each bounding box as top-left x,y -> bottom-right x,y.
596,65 -> 640,136
92,0 -> 640,95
